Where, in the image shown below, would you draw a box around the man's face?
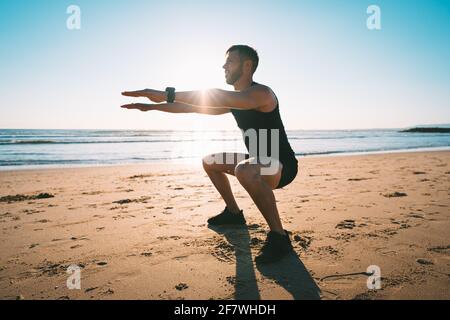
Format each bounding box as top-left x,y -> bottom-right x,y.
222,51 -> 243,85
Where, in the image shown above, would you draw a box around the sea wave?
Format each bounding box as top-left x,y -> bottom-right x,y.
0,138 -> 241,145
0,134 -> 425,145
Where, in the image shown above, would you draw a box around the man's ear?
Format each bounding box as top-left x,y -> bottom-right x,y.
243,60 -> 253,74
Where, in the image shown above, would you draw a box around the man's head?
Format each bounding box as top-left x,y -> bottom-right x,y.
223,45 -> 259,85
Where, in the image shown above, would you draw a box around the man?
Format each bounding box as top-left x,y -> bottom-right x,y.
121,45 -> 298,263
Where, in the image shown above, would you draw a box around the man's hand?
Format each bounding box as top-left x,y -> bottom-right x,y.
120,103 -> 152,112
121,89 -> 166,103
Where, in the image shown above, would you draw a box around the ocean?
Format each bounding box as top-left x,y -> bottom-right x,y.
0,129 -> 449,170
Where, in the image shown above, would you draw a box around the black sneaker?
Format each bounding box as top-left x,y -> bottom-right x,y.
255,230 -> 294,264
207,207 -> 246,226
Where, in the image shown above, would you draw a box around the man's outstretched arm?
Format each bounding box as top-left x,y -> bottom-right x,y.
122,85 -> 275,110
121,102 -> 230,115
174,86 -> 274,110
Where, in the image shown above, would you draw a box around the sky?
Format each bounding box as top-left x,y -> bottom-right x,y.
0,0 -> 449,130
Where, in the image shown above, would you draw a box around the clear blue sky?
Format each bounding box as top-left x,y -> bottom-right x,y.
0,0 -> 449,130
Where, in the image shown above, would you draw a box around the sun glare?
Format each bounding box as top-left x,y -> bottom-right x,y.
170,45 -> 226,90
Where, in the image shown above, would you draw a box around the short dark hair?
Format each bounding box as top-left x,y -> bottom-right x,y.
226,45 -> 259,73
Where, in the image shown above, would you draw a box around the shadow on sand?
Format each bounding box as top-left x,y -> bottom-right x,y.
208,225 -> 321,300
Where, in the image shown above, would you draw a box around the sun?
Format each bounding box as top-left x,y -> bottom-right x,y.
169,44 -> 228,90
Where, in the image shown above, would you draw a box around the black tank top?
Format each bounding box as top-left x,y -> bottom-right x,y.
230,82 -> 298,167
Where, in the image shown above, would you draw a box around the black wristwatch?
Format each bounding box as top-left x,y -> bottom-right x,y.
165,87 -> 176,103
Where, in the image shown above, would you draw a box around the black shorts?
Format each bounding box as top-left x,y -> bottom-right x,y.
276,159 -> 298,189
243,154 -> 298,189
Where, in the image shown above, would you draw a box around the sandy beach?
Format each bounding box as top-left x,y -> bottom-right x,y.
0,150 -> 449,300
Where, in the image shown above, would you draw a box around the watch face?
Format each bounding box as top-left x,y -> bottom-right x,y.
166,87 -> 175,102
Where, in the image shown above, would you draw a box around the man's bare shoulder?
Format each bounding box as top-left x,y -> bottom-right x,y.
249,83 -> 277,112
249,83 -> 272,93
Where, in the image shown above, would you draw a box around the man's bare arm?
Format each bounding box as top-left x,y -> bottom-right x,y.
174,86 -> 274,110
122,85 -> 276,110
121,102 -> 230,115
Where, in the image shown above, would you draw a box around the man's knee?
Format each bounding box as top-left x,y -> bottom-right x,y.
202,153 -> 224,171
234,163 -> 260,185
202,154 -> 213,171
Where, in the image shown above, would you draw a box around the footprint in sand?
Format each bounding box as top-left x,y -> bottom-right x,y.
247,224 -> 261,230
317,245 -> 339,256
292,233 -> 313,250
382,192 -> 407,198
175,283 -> 189,291
81,191 -> 103,196
112,214 -> 135,220
416,258 -> 434,265
249,237 -> 265,248
0,193 -> 54,203
37,261 -> 72,277
0,212 -> 13,220
408,213 -> 425,219
71,236 -> 89,241
348,178 -> 371,181
427,245 -> 450,255
211,240 -> 235,264
36,219 -> 51,224
141,252 -> 152,257
84,287 -> 98,293
113,196 -> 152,205
22,209 -> 44,215
226,276 -> 237,285
335,220 -> 356,229
102,289 -> 114,295
247,224 -> 266,234
113,199 -> 133,205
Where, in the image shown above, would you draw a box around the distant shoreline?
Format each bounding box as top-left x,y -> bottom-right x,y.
400,127 -> 450,133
